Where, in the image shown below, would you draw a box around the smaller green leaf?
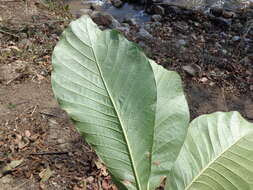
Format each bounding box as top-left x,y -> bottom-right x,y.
167,111 -> 253,190
148,61 -> 189,190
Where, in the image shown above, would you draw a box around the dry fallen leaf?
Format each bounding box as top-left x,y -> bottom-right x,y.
39,166 -> 53,183
1,159 -> 24,177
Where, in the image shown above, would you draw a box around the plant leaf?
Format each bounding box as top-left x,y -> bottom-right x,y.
167,111 -> 253,190
148,61 -> 189,189
51,16 -> 157,190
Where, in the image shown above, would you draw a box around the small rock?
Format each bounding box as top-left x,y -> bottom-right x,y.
91,11 -> 113,27
121,23 -> 129,28
221,49 -> 227,55
138,41 -> 146,49
116,26 -> 130,34
151,14 -> 162,22
211,17 -> 231,28
248,54 -> 253,61
222,11 -> 235,18
151,21 -> 162,28
176,39 -> 187,48
123,18 -> 137,26
182,64 -> 201,77
91,3 -> 102,10
79,8 -> 92,16
240,57 -> 252,66
165,5 -> 181,15
250,85 -> 253,91
110,18 -> 121,28
112,0 -> 124,8
200,77 -> 208,83
153,5 -> 165,15
210,7 -> 223,17
232,36 -> 240,42
144,23 -> 151,31
136,28 -> 153,40
244,100 -> 253,119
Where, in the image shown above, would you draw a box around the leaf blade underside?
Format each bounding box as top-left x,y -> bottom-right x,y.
167,111 -> 253,190
51,16 -> 157,190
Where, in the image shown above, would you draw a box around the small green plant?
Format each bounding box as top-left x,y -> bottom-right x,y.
7,103 -> 16,109
51,16 -> 253,190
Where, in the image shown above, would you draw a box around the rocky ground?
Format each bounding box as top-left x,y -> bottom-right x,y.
0,0 -> 253,189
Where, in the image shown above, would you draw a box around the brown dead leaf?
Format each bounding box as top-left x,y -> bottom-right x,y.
94,160 -> 108,176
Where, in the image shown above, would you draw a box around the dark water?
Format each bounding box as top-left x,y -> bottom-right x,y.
68,0 -> 150,23
68,0 -> 253,24
162,0 -> 253,10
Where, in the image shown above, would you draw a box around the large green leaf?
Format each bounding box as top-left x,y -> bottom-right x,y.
148,61 -> 189,189
51,16 -> 157,190
167,111 -> 253,190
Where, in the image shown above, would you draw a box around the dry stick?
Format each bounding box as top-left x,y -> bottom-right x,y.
30,151 -> 69,155
0,28 -> 19,38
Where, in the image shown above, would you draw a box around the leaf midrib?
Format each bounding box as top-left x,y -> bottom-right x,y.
85,22 -> 142,190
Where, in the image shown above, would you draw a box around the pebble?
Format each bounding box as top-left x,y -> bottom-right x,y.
221,49 -> 227,55
123,18 -> 137,26
212,17 -> 231,28
210,7 -> 223,17
91,11 -> 113,27
182,64 -> 200,77
136,28 -> 153,40
110,18 -> 121,28
232,36 -> 240,42
153,5 -> 165,15
176,39 -> 187,48
151,14 -> 162,22
222,11 -> 235,18
116,26 -> 130,34
151,21 -> 162,28
112,0 -> 123,8
79,8 -> 92,16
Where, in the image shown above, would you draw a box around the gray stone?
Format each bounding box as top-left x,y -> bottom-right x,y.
116,26 -> 130,34
144,24 -> 151,31
136,28 -> 153,40
110,18 -> 121,28
151,21 -> 162,28
112,0 -> 124,8
91,11 -> 113,27
79,8 -> 92,16
123,18 -> 137,26
176,39 -> 187,48
153,5 -> 165,15
232,36 -> 240,42
222,11 -> 236,18
151,14 -> 162,22
182,64 -> 201,77
221,49 -> 228,55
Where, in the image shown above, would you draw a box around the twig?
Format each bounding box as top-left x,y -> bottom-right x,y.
31,105 -> 38,116
6,74 -> 22,85
13,181 -> 29,190
0,0 -> 21,2
0,28 -> 19,38
30,151 -> 69,155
